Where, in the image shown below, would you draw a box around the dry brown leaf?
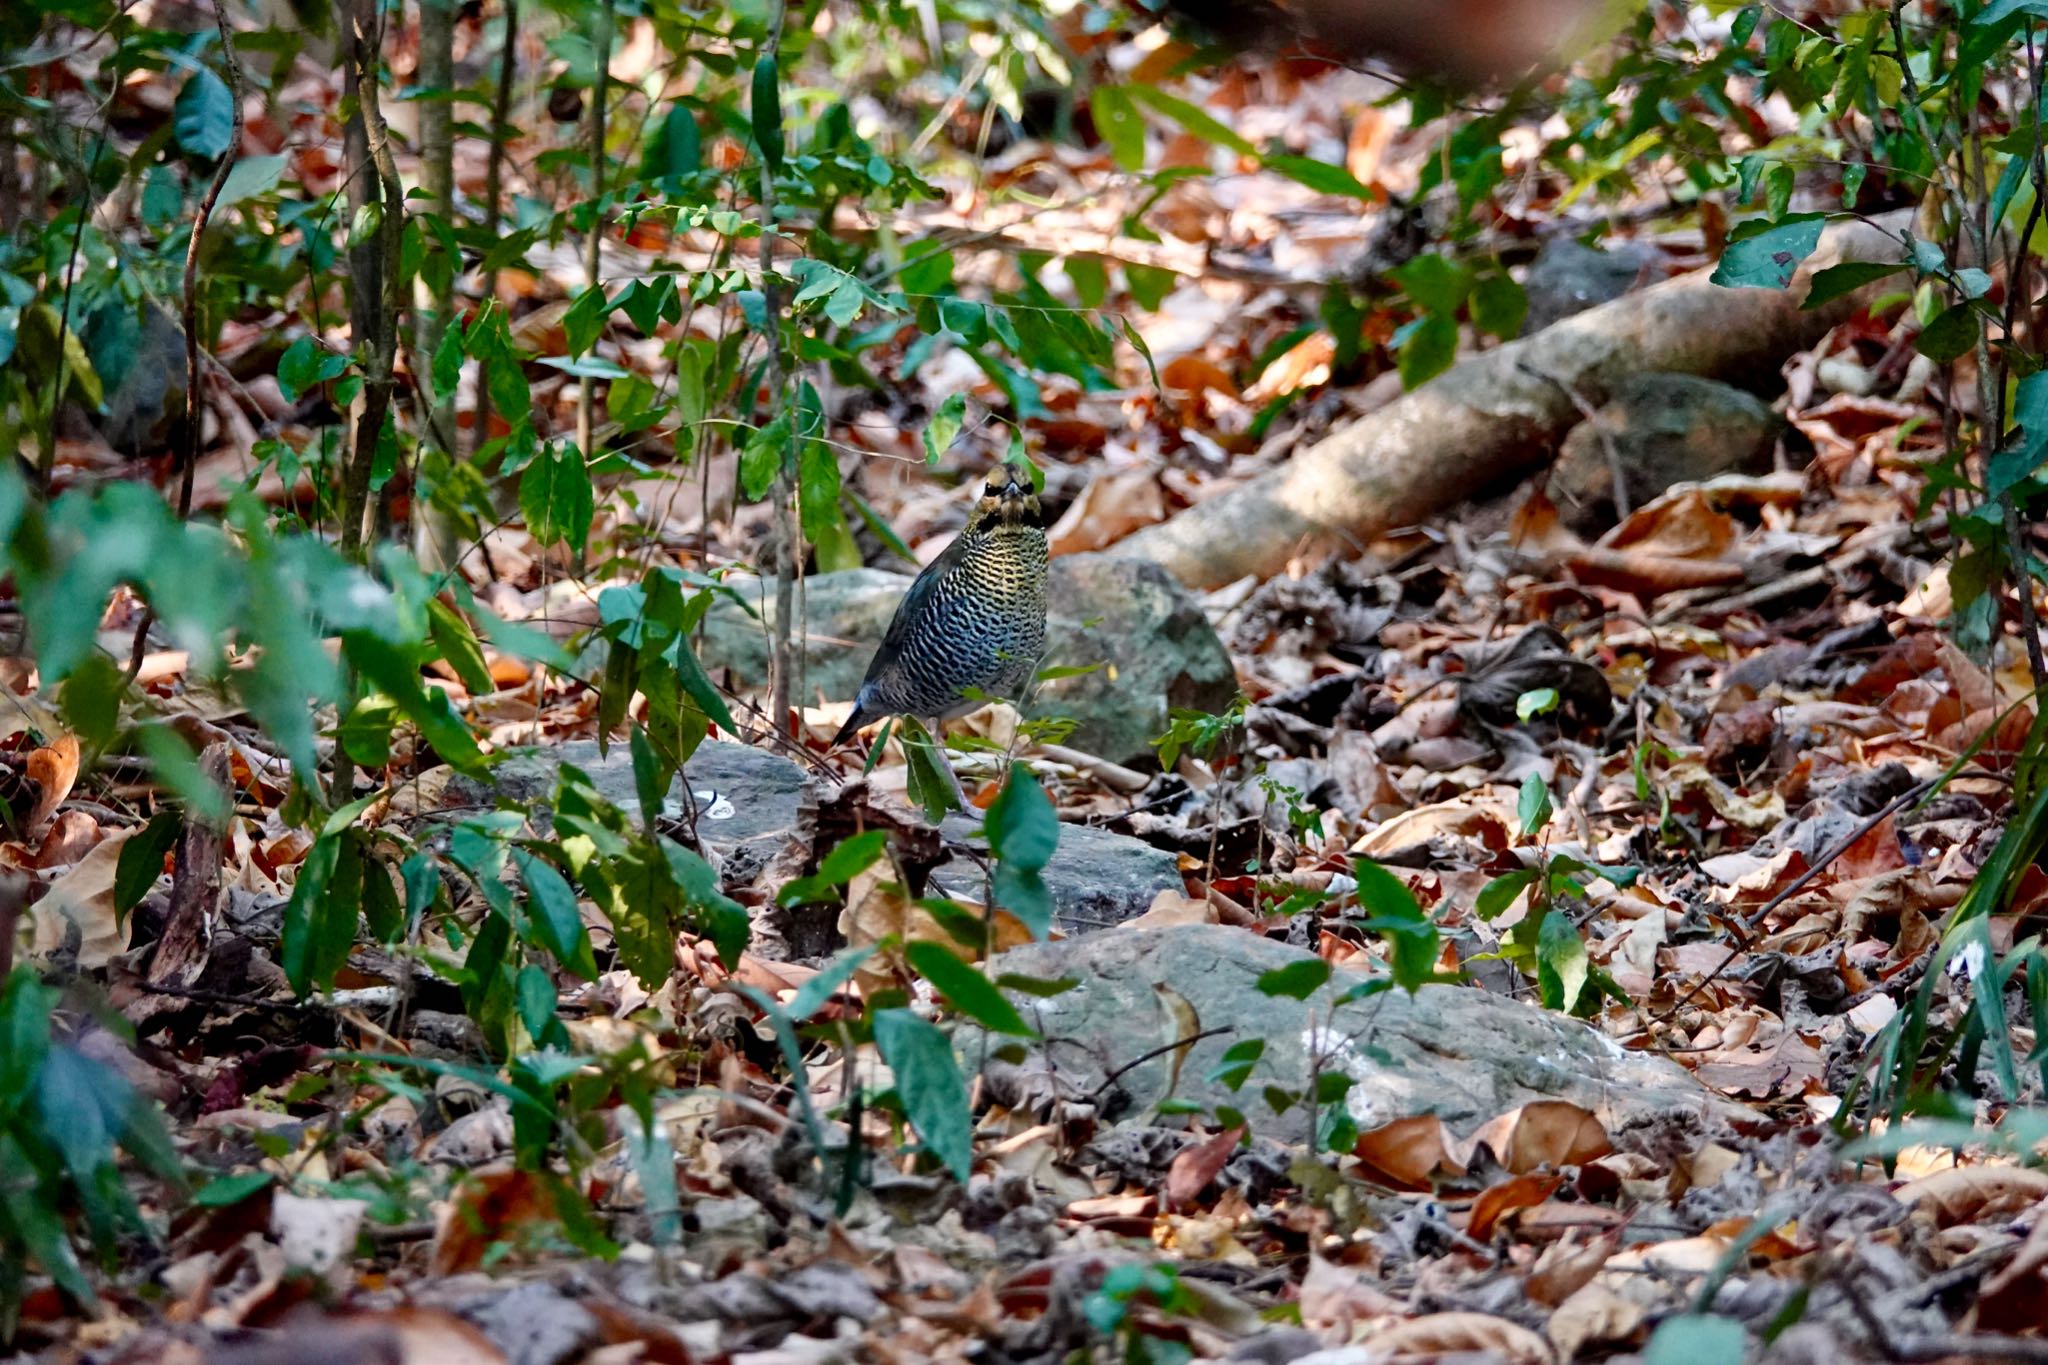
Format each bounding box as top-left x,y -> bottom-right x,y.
1597,487 -> 1740,558
1525,1231 -> 1618,1306
1467,1101 -> 1612,1174
207,1309 -> 507,1365
1545,1282 -> 1644,1359
24,732 -> 78,835
1165,1125 -> 1245,1208
1353,1114 -> 1464,1189
1122,889 -> 1218,930
429,1169 -> 555,1275
1895,1166 -> 2048,1224
28,826 -> 132,969
1465,1172 -> 1565,1241
1978,1203 -> 2048,1333
1368,1311 -> 1555,1364
1297,1253 -> 1401,1333
1045,466 -> 1168,556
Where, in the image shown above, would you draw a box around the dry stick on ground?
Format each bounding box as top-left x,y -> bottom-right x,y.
1118,212 -> 1919,592
127,743 -> 232,1031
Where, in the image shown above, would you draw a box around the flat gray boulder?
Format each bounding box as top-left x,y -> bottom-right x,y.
974,924 -> 1748,1144
440,741 -> 1183,935
698,553 -> 1238,767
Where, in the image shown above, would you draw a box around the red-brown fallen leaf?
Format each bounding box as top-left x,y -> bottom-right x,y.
430,1168 -> 556,1275
1464,1172 -> 1565,1241
33,809 -> 99,869
1046,466 -> 1168,556
1352,1114 -> 1464,1190
1977,1203 -> 2048,1333
24,731 -> 78,836
1165,1124 -> 1244,1208
1161,353 -> 1240,401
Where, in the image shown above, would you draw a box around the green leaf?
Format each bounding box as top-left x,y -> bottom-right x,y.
986,767 -> 1058,872
777,829 -> 890,905
1353,859 -> 1440,993
1256,958 -> 1331,1000
1470,274 -> 1528,339
1474,869 -> 1536,921
519,441 -> 594,554
516,850 -> 599,981
280,832 -> 359,997
1800,260 -> 1906,310
1396,313 -> 1458,389
923,392 -> 967,465
562,284 -> 612,358
1390,254 -> 1471,314
276,331 -> 335,405
750,55 -> 784,172
426,598 -> 495,697
1536,910 -> 1589,1013
1710,215 -> 1826,289
362,853 -> 403,943
873,1007 -> 973,1180
1125,85 -> 1256,157
114,812 -> 181,924
740,417 -> 790,500
906,942 -> 1036,1036
1518,773 -> 1554,836
1207,1037 -> 1265,1091
174,66 -> 235,159
1643,1315 -> 1746,1365
1916,303 -> 1981,363
1264,155 -> 1375,199
215,152 -> 287,208
1515,687 -> 1559,722
193,1170 -> 273,1208
1992,147 -> 2031,229
1089,85 -> 1144,171
343,634 -> 485,773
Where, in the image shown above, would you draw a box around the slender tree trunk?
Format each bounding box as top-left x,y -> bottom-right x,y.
758,0 -> 797,735
413,0 -> 460,571
335,0 -> 406,803
472,0 -> 519,462
574,0 -> 613,486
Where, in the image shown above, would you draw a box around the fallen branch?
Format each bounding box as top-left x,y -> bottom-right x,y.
1118,212 -> 1917,591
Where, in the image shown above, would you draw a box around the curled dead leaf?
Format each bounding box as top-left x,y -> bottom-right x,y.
1368,1311 -> 1555,1364
1895,1166 -> 2048,1225
1468,1101 -> 1612,1175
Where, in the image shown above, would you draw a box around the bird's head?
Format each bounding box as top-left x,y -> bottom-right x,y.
964,462 -> 1042,534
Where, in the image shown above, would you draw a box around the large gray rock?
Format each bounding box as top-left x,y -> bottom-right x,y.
699,554 -> 1237,767
1547,373 -> 1784,536
934,814 -> 1183,935
441,739 -> 806,875
972,925 -> 1748,1144
441,741 -> 1182,935
1521,237 -> 1664,335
